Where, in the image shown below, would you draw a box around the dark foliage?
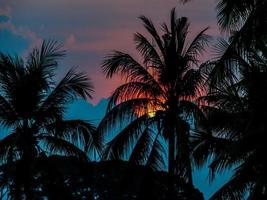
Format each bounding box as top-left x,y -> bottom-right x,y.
0,156 -> 204,200
0,41 -> 101,199
194,45 -> 267,199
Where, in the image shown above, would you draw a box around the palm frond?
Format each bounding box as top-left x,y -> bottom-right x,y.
98,98 -> 151,138
0,95 -> 18,127
192,131 -> 235,174
0,54 -> 24,98
191,130 -> 212,168
101,115 -> 148,160
175,17 -> 190,54
129,127 -> 154,166
102,51 -> 159,86
216,0 -> 252,31
37,69 -> 94,125
184,27 -> 210,65
139,16 -> 165,56
210,38 -> 241,85
179,69 -> 205,99
201,106 -> 246,140
45,119 -> 101,156
134,33 -> 164,68
179,100 -> 207,129
27,40 -> 65,80
39,135 -> 88,161
0,133 -> 19,164
209,164 -> 251,200
146,134 -> 167,171
107,81 -> 163,110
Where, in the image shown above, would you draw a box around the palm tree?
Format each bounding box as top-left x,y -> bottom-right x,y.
0,41 -> 101,199
193,44 -> 267,199
180,0 -> 267,32
98,8 -> 209,185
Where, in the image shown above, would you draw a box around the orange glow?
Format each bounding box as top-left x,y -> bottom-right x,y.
147,103 -> 159,117
132,86 -> 207,118
135,97 -> 166,118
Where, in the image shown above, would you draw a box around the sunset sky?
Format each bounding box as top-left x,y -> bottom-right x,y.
0,0 -> 229,198
0,0 -> 219,104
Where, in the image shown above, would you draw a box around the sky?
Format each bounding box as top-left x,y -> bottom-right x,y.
0,0 -> 220,104
0,0 -> 231,199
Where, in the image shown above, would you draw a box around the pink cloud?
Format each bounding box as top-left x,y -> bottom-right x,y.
64,29 -> 136,53
0,6 -> 11,16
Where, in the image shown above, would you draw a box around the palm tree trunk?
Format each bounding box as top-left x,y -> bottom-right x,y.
167,122 -> 177,200
168,132 -> 175,175
22,119 -> 34,200
167,95 -> 177,176
165,98 -> 177,199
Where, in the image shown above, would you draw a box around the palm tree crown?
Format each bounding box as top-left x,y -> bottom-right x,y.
99,8 -> 209,185
0,41 -> 101,199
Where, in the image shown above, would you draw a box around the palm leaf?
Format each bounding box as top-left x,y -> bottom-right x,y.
146,134 -> 167,171
107,81 -> 163,110
139,16 -> 165,56
98,98 -> 151,138
216,0 -> 252,31
0,133 -> 19,164
101,115 -> 148,160
184,27 -> 210,65
0,95 -> 18,127
27,40 -> 65,80
129,127 -> 154,166
179,69 -> 205,99
134,32 -> 164,68
37,69 -> 94,125
38,135 -> 88,161
45,119 -> 101,156
102,51 -> 160,87
175,17 -> 190,55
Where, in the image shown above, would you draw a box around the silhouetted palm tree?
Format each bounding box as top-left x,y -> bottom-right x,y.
181,0 -> 266,31
181,0 -> 267,56
193,45 -> 267,199
99,8 -> 209,185
0,41 -> 101,199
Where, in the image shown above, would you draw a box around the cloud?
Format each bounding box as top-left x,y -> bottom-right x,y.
0,5 -> 42,55
0,15 -> 9,23
66,34 -> 76,47
0,5 -> 11,15
0,22 -> 42,56
0,6 -> 11,23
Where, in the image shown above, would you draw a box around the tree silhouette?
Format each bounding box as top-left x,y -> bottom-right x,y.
98,8 -> 209,186
180,0 -> 267,32
0,41 -> 101,199
0,156 -> 204,199
193,44 -> 267,199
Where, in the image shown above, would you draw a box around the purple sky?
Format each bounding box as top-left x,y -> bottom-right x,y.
0,0 -> 219,104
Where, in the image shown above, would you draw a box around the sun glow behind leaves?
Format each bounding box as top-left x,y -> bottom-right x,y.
135,97 -> 166,118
